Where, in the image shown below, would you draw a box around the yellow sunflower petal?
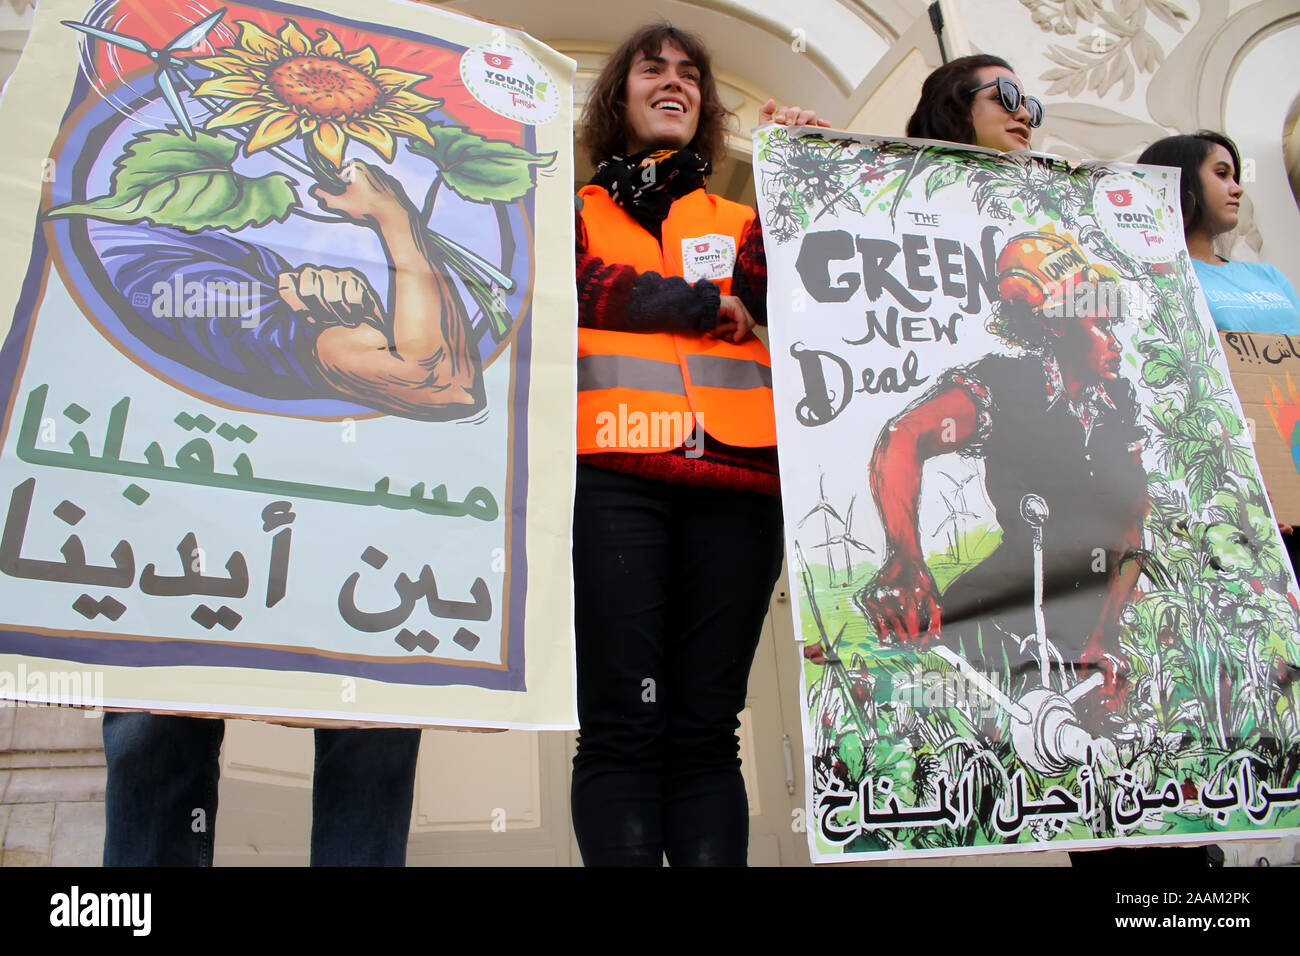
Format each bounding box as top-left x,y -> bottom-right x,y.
373,109 -> 436,147
314,29 -> 343,58
344,119 -> 395,161
246,111 -> 303,154
201,45 -> 270,66
206,100 -> 278,130
370,67 -> 431,92
278,20 -> 313,55
193,75 -> 264,98
230,45 -> 272,62
235,20 -> 289,60
344,45 -> 379,73
190,54 -> 258,75
313,121 -> 347,167
384,89 -> 442,114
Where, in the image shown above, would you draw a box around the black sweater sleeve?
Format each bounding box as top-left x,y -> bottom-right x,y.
575,208 -> 721,333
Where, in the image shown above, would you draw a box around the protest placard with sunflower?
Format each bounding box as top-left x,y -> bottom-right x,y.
0,0 -> 577,728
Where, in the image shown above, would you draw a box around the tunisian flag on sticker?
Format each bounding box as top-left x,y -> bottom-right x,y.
1106,189 -> 1133,206
484,52 -> 513,69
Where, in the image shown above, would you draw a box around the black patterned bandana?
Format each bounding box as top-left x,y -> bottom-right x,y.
590,148 -> 711,234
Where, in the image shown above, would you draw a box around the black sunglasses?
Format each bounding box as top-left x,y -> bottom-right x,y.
969,76 -> 1044,128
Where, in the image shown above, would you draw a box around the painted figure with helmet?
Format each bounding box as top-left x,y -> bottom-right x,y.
853,228 -> 1148,733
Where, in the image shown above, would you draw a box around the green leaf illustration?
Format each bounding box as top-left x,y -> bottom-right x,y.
1140,341 -> 1186,388
47,129 -> 299,232
924,163 -> 962,199
410,124 -> 556,204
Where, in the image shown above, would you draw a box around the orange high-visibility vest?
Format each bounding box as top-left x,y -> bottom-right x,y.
576,186 -> 777,454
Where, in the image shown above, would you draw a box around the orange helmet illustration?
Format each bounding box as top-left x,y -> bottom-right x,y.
996,229 -> 1112,313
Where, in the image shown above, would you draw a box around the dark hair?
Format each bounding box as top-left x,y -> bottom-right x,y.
578,22 -> 733,167
988,297 -> 1054,352
1136,131 -> 1241,235
905,54 -> 1014,144
989,294 -> 1129,355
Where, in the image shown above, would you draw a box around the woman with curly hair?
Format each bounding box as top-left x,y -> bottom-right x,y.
570,22 -> 792,866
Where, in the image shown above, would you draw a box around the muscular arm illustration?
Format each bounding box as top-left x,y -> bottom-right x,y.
280,160 -> 484,421
857,385 -> 979,645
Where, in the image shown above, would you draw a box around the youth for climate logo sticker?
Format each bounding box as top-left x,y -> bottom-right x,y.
1095,174 -> 1176,262
682,234 -> 736,282
461,41 -> 559,125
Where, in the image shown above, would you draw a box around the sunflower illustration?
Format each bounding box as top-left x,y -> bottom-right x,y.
194,20 -> 442,167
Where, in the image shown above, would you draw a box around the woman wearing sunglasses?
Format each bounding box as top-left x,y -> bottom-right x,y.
769,55 -> 1044,153
906,54 -> 1043,152
904,58 -> 1221,868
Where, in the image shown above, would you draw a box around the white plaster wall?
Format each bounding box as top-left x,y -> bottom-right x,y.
703,0 -> 890,89
1224,20 -> 1300,286
959,0 -> 1202,112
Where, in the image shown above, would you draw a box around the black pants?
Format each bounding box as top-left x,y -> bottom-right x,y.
570,464 -> 784,866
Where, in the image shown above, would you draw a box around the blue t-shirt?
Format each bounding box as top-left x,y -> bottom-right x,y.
1192,259 -> 1300,333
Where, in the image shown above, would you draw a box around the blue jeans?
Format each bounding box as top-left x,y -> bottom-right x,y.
102,712 -> 420,866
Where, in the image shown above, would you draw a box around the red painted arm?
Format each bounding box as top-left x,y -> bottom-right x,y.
857,385 -> 979,646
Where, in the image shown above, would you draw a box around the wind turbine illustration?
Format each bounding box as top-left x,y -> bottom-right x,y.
63,7 -> 229,140
795,542 -> 872,746
798,473 -> 845,587
939,469 -> 979,511
814,496 -> 874,587
932,470 -> 980,561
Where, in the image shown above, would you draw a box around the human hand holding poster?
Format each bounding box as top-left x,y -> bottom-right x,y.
0,0 -> 577,728
755,125 -> 1300,860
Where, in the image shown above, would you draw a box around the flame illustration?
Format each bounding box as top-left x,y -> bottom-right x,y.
1264,373 -> 1300,451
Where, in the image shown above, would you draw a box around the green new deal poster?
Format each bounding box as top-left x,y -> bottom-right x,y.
755,125 -> 1300,860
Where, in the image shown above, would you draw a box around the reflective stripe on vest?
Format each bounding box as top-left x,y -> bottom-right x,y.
576,186 -> 776,451
578,355 -> 686,395
685,354 -> 773,391
578,354 -> 772,395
